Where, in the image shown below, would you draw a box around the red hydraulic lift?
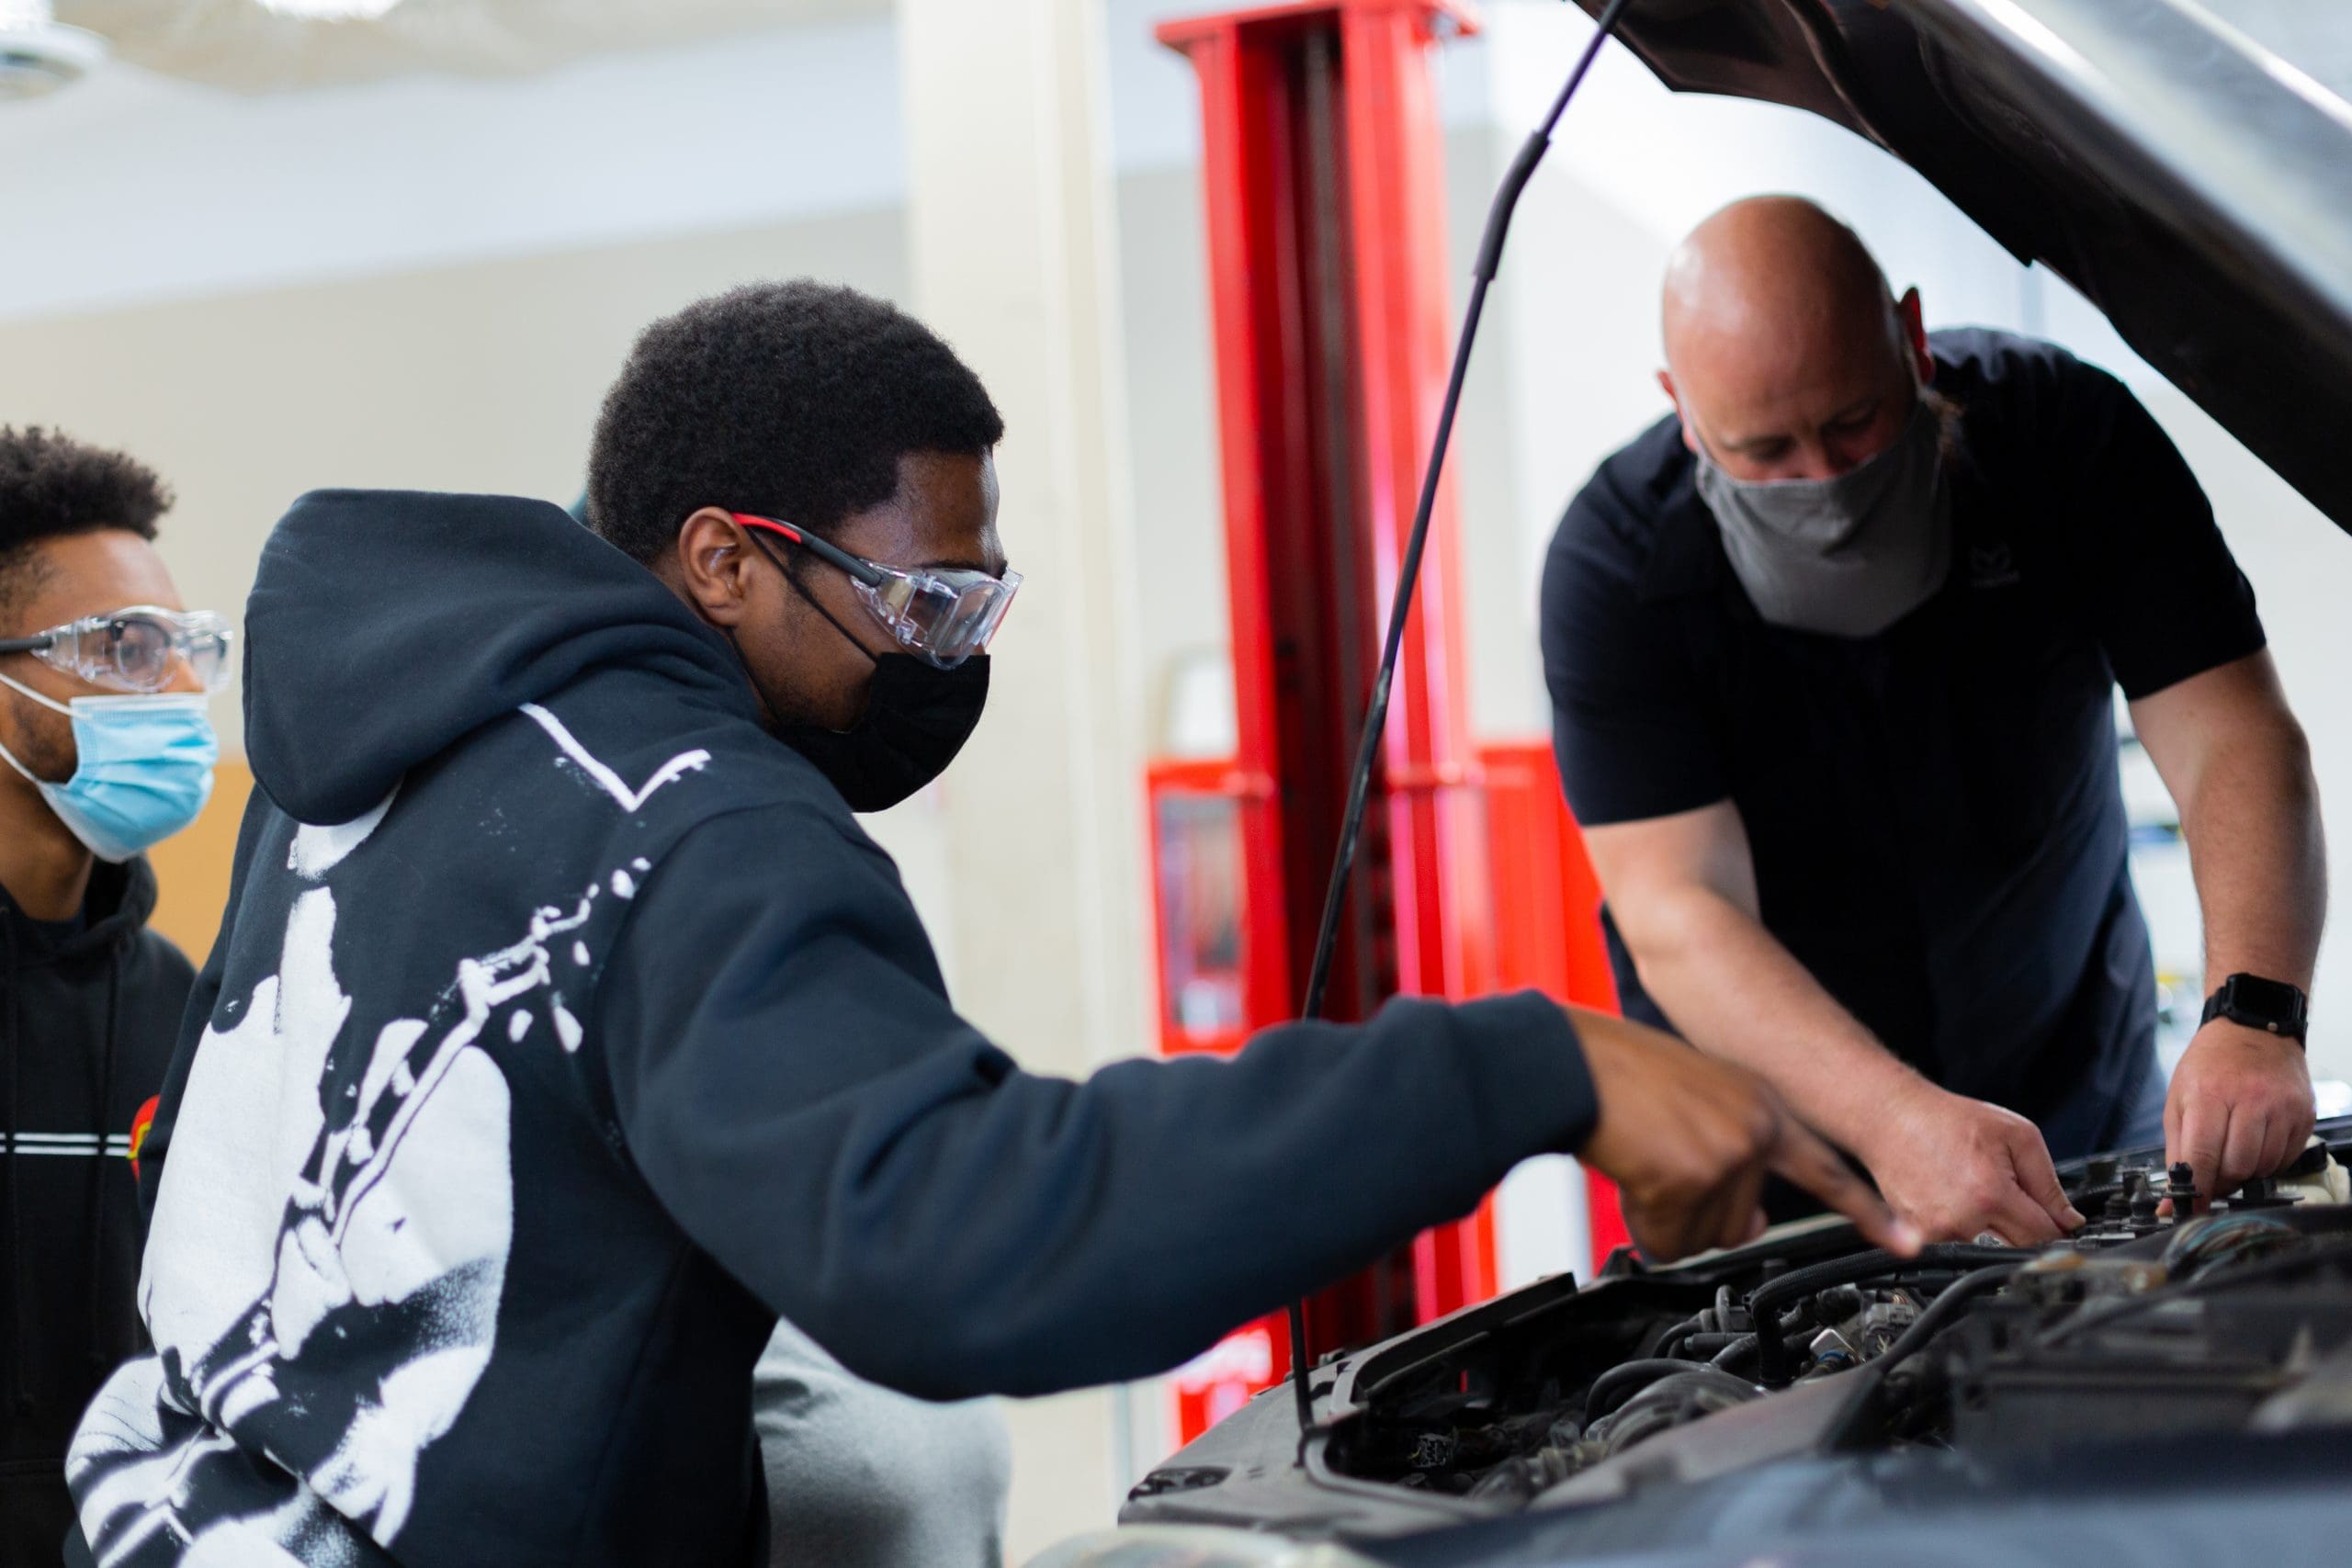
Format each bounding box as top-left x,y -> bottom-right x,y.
1146,0 -> 1628,1441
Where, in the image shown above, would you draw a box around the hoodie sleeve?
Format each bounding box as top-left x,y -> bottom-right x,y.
595,801 -> 1596,1401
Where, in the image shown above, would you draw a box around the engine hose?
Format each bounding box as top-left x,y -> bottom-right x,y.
1708,1303 -> 1813,1371
1650,1318 -> 1702,1359
1586,1359 -> 1735,1421
1748,1245 -> 2028,1386
1819,1262 -> 2022,1450
1709,1333 -> 1758,1370
1868,1262 -> 2021,1375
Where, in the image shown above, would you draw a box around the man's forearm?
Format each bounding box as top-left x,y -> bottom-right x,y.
2142,661 -> 2328,1194
2178,728 -> 2327,993
1615,884 -> 1925,1154
2132,652 -> 2328,998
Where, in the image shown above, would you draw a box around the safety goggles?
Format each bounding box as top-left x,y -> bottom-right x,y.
0,605 -> 234,694
731,513 -> 1021,671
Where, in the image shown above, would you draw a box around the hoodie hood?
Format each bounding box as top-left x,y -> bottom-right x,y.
244,491 -> 758,825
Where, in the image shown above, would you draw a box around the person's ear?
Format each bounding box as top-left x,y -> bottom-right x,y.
1896,288 -> 1932,384
673,509 -> 762,628
1658,369 -> 1700,455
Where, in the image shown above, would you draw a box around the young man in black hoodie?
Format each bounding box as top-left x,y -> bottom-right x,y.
68,282 -> 1905,1567
0,429 -> 226,1563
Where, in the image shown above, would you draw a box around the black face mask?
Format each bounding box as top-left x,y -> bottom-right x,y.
775,653 -> 990,812
742,531 -> 993,812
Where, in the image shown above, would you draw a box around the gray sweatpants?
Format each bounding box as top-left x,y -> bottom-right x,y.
753,1316 -> 1011,1568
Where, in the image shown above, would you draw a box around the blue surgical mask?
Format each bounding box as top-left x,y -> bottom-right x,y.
0,672 -> 218,863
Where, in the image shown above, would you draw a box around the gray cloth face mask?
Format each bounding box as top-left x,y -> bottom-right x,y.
1692,396 -> 1952,637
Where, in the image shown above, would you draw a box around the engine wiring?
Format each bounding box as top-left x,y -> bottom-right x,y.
1321,1175 -> 2352,1506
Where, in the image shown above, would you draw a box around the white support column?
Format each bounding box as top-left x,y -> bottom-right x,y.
895,0 -> 1159,1552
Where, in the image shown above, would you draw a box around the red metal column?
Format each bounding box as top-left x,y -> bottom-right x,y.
1479,742 -> 1635,1271
1158,0 -> 1495,1372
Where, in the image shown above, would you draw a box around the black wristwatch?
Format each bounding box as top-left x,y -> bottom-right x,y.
2201,974 -> 2310,1044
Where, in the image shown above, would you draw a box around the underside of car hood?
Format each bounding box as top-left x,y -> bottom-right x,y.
1575,0 -> 2352,536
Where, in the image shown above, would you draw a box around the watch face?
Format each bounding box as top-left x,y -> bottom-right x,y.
2230,976 -> 2307,1023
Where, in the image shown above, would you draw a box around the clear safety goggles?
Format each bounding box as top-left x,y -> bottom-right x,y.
0,605 -> 234,694
732,513 -> 1022,671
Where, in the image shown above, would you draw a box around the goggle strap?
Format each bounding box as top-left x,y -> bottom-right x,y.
730,513 -> 890,589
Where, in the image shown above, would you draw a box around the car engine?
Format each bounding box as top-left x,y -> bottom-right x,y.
1319,1134 -> 2352,1507
1125,1119 -> 2352,1535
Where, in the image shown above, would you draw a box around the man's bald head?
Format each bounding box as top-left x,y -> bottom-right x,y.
1657,197 -> 1933,483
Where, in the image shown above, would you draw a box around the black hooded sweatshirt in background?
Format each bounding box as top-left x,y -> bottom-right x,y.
1,856 -> 187,1565
66,491 -> 1598,1567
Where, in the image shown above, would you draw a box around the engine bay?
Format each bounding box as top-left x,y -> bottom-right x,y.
1313,1128 -> 2352,1509
1125,1118 -> 2352,1536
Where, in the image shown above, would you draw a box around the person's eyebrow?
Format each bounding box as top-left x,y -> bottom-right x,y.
922,556 -> 1008,576
1721,393 -> 1879,452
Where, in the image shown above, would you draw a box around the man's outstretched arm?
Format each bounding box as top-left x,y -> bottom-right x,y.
2132,649 -> 2327,1201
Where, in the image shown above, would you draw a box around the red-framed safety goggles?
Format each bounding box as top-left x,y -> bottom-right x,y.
731,513 -> 1021,671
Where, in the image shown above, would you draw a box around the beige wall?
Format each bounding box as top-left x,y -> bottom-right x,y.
0,198 -> 934,993
0,205 -> 910,764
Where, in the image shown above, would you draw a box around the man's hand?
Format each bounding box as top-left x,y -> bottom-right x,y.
2166,1021 -> 2314,1208
1574,1009 -> 1920,1262
1858,1081 -> 2083,1245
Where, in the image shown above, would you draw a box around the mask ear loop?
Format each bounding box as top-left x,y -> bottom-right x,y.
0,672 -> 62,787
744,530 -> 880,668
0,671 -> 73,718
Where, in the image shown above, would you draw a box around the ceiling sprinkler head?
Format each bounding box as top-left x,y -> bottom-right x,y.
0,2 -> 107,102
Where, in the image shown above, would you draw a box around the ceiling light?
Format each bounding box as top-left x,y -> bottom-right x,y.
0,1 -> 108,103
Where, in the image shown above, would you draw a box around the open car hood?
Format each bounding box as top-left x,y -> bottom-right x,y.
1574,0 -> 2352,536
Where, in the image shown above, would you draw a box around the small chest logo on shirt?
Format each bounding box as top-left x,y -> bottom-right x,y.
1968,543 -> 2022,589
130,1094 -> 159,1179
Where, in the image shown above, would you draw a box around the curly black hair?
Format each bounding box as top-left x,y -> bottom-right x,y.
586,280 -> 1004,562
0,426 -> 175,625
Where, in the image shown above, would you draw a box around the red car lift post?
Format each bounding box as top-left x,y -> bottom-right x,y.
1148,0 -> 1632,1441
1156,0 -> 1497,1383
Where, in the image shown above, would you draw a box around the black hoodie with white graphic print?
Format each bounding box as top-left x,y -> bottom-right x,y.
66,491 -> 1598,1567
1,855 -> 187,1565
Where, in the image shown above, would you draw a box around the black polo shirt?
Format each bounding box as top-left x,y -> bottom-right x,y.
1540,329 -> 2265,1158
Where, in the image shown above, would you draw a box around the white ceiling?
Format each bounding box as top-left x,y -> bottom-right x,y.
54,0 -> 890,91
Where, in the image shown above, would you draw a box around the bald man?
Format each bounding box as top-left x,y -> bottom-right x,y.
1541,197 -> 2327,1245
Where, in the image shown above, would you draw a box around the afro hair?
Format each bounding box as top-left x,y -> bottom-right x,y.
0,426 -> 175,626
586,280 -> 1003,563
